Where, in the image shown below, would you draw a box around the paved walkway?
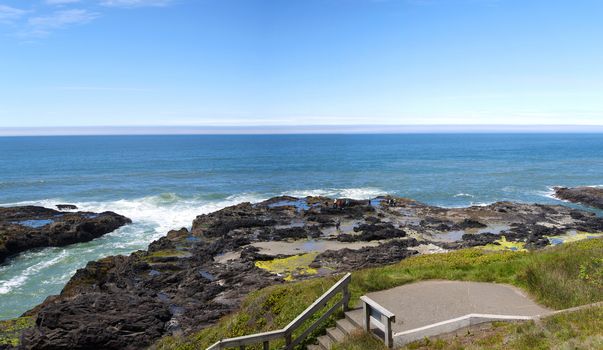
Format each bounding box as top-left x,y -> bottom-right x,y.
348,280 -> 552,334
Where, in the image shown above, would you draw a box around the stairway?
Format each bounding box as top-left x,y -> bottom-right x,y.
307,308 -> 364,350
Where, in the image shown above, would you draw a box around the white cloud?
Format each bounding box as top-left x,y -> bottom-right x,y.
24,9 -> 98,36
100,0 -> 171,8
0,4 -> 26,23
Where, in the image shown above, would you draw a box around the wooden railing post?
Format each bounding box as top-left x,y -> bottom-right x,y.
342,283 -> 351,312
363,302 -> 370,332
285,331 -> 292,349
383,314 -> 393,348
360,296 -> 396,348
262,340 -> 269,350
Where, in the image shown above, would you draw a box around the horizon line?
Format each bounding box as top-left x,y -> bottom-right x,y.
1,124 -> 603,136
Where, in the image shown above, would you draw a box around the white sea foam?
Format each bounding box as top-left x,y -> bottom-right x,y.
539,186 -> 560,201
0,250 -> 68,294
453,193 -> 474,198
286,187 -> 387,199
6,192 -> 268,239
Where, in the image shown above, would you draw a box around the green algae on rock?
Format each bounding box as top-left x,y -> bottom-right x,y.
481,236 -> 527,252
255,253 -> 319,281
0,317 -> 34,347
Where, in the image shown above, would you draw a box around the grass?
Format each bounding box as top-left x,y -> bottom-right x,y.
331,331 -> 388,350
155,238 -> 603,349
0,317 -> 34,347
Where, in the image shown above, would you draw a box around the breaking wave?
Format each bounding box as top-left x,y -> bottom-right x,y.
286,187 -> 387,199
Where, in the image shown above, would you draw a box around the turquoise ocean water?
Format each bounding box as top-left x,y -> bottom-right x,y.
1,134 -> 602,319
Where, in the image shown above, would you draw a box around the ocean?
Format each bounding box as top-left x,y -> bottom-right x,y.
1,133 -> 602,319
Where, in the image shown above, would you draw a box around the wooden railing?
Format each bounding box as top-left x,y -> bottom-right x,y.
206,273 -> 352,350
360,296 -> 396,348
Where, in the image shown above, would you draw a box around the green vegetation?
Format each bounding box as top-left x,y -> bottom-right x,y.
481,236 -> 527,252
0,317 -> 34,347
255,253 -> 319,281
156,238 -> 603,349
156,276 -> 344,349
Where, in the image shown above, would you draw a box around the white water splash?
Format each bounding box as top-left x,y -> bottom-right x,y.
286,187 -> 387,199
453,193 -> 474,198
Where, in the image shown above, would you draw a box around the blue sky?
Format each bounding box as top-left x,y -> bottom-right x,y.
1,0 -> 602,130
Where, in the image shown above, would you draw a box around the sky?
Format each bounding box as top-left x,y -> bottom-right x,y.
1,0 -> 603,132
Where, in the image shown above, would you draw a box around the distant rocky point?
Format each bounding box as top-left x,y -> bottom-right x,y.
554,186 -> 603,209
0,206 -> 131,263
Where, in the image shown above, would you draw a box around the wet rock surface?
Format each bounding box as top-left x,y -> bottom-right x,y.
0,206 -> 131,263
555,186 -> 603,209
15,195 -> 603,349
313,239 -> 419,271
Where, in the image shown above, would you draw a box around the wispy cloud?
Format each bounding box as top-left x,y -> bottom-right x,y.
45,0 -> 81,5
1,0 -> 174,39
53,85 -> 153,92
0,4 -> 26,23
100,0 -> 172,8
23,9 -> 98,37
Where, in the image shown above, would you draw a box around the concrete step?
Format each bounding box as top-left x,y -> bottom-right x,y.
327,326 -> 346,343
317,334 -> 333,350
345,308 -> 364,329
336,317 -> 359,336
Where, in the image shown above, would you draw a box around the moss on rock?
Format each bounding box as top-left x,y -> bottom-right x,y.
255,253 -> 319,281
0,316 -> 34,347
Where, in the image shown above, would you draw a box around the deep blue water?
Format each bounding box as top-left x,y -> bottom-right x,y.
0,133 -> 602,318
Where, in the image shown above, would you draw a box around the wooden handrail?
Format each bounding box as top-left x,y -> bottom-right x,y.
207,273 -> 351,350
361,296 -> 396,348
360,296 -> 395,319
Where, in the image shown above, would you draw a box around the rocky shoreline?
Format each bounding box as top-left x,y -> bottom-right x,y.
0,206 -> 131,264
5,195 -> 603,349
554,186 -> 603,209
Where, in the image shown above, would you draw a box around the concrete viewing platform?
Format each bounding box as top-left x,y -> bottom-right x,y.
353,280 -> 552,334
322,280 -> 555,349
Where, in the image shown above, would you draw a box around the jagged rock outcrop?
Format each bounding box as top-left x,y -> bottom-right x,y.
555,186 -> 603,209
0,206 -> 131,263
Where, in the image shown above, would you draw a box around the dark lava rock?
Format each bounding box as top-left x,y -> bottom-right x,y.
314,239 -> 419,271
24,293 -> 171,350
460,233 -> 499,247
337,222 -> 406,242
0,206 -> 131,263
21,231 -> 277,350
420,217 -> 453,231
56,204 -> 78,210
453,218 -> 487,230
555,186 -> 603,209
